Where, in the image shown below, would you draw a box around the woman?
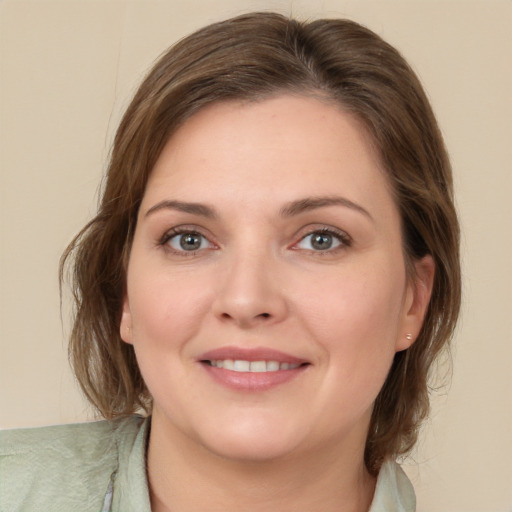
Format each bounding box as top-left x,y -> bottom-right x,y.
0,12 -> 460,512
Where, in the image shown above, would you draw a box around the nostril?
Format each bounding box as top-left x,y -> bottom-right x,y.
260,313 -> 271,318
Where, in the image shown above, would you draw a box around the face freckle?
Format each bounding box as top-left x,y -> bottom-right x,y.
120,94 -> 426,463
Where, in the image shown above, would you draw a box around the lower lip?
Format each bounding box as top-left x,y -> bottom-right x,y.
201,363 -> 308,392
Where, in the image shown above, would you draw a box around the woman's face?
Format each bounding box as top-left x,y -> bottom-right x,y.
121,95 -> 432,462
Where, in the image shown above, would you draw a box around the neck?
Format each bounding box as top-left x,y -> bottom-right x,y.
147,414 -> 376,512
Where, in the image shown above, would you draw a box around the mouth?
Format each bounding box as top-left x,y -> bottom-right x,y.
198,348 -> 310,391
203,359 -> 305,372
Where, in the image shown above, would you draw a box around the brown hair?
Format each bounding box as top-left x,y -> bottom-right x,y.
60,12 -> 460,474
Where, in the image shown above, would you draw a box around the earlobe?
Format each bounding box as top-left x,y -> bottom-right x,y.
396,255 -> 435,352
120,298 -> 134,345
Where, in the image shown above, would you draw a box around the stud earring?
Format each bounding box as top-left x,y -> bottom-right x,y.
405,333 -> 413,341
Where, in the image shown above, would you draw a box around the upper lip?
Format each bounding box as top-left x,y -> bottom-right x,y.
199,346 -> 308,365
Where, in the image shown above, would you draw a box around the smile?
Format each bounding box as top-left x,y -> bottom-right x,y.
206,360 -> 301,372
199,347 -> 310,391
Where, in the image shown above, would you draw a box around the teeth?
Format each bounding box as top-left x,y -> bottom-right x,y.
233,360 -> 250,372
209,360 -> 300,372
267,361 -> 280,371
250,361 -> 267,372
223,359 -> 234,370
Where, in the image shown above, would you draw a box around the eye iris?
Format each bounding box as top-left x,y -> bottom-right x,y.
180,233 -> 201,250
311,233 -> 333,250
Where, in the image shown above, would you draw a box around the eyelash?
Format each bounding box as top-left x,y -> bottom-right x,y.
158,226 -> 352,257
159,227 -> 216,256
293,227 -> 352,254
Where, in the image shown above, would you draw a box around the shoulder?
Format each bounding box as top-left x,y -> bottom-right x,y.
0,415 -> 145,512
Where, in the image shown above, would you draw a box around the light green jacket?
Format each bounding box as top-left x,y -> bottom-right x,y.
0,416 -> 415,511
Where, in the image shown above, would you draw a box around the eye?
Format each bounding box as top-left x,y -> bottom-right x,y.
166,230 -> 211,252
295,229 -> 349,252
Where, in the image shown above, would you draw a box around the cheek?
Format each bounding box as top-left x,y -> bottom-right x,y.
127,267 -> 215,351
292,269 -> 405,433
126,269 -> 217,407
298,262 -> 406,385
303,265 -> 404,339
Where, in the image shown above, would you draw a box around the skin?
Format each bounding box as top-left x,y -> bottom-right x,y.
120,95 -> 434,512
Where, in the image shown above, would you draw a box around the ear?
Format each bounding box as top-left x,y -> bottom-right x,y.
396,255 -> 435,352
119,296 -> 134,345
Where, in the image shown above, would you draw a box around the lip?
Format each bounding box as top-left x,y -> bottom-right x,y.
198,346 -> 310,392
199,347 -> 307,365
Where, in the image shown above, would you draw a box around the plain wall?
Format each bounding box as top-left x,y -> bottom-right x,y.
1,1 -> 511,511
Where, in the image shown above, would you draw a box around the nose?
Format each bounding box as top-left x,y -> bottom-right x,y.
212,250 -> 288,329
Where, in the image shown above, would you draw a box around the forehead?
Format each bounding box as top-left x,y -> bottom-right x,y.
142,94 -> 395,220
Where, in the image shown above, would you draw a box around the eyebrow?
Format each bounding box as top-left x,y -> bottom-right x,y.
280,196 -> 373,221
144,195 -> 373,221
144,200 -> 217,219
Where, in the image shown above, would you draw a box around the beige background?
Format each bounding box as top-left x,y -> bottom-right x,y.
1,1 -> 511,511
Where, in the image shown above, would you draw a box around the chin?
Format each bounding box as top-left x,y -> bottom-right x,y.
194,416 -> 306,463
204,437 -> 300,463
